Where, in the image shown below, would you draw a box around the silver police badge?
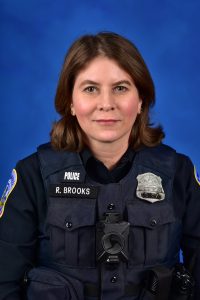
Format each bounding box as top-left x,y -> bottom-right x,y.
136,172 -> 165,203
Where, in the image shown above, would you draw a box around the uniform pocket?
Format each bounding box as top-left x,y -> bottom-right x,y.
26,267 -> 83,300
128,202 -> 176,266
46,198 -> 96,267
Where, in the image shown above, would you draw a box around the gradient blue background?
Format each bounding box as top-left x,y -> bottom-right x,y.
1,0 -> 200,191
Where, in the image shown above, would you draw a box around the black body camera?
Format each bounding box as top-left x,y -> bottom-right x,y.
96,213 -> 129,264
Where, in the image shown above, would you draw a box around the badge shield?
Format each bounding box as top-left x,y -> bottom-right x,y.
136,172 -> 165,203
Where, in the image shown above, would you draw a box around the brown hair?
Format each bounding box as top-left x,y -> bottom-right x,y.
51,32 -> 164,151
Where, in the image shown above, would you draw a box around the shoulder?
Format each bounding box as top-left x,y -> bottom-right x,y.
175,152 -> 193,169
175,152 -> 200,187
150,143 -> 193,168
135,144 -> 177,177
138,143 -> 176,161
13,146 -> 48,208
15,144 -> 49,184
139,144 -> 197,181
17,142 -> 51,172
160,144 -> 195,176
14,151 -> 43,202
155,146 -> 200,201
16,151 -> 40,178
162,146 -> 200,191
0,145 -> 46,220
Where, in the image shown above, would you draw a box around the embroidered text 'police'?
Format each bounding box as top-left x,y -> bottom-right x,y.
49,184 -> 98,198
64,172 -> 80,181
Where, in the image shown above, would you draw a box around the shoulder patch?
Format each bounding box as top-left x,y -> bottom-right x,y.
0,169 -> 17,218
194,166 -> 200,186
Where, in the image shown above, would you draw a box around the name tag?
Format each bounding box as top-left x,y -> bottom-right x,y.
49,184 -> 98,198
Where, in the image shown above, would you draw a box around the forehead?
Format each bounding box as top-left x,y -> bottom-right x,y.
75,56 -> 133,83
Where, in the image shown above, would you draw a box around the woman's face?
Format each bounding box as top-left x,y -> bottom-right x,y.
71,56 -> 142,149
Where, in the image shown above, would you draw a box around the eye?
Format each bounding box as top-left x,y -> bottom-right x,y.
83,86 -> 98,93
113,85 -> 128,93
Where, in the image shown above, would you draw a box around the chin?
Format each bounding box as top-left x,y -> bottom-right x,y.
95,135 -> 122,143
88,131 -> 129,145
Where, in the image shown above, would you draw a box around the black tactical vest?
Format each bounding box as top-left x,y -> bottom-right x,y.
26,143 -> 181,300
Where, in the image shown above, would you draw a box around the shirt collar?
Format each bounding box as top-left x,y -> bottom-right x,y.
81,147 -> 134,166
80,147 -> 135,183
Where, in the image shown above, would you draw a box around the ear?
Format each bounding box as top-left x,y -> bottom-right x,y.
71,103 -> 75,116
137,100 -> 142,114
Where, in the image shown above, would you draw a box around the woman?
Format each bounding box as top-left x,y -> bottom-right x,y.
0,32 -> 199,300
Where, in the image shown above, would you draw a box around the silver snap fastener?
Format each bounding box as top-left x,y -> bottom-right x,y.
107,203 -> 115,210
150,219 -> 157,227
111,276 -> 118,283
66,222 -> 72,228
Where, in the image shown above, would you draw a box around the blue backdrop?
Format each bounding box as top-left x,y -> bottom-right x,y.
1,0 -> 200,191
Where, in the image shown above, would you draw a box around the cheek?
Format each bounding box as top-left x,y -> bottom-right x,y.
72,90 -> 92,116
121,100 -> 140,118
73,101 -> 92,117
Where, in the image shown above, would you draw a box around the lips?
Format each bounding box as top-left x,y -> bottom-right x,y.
94,119 -> 120,124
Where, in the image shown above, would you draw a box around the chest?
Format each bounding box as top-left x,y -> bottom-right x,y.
41,166 -> 181,269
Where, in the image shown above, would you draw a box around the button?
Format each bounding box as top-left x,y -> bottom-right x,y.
66,221 -> 72,228
150,219 -> 157,227
110,276 -> 118,283
107,203 -> 115,210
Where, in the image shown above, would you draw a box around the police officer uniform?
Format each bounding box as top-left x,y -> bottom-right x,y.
0,143 -> 200,300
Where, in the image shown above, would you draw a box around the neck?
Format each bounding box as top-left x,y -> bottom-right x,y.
88,141 -> 129,170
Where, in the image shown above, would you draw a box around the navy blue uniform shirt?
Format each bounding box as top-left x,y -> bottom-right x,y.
0,146 -> 200,299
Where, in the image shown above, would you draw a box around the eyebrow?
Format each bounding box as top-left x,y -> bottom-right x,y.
79,79 -> 132,87
79,80 -> 100,87
112,80 -> 132,86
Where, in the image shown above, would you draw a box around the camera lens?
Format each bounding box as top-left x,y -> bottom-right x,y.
102,233 -> 125,254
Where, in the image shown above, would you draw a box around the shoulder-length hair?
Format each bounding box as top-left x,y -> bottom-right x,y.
51,32 -> 164,151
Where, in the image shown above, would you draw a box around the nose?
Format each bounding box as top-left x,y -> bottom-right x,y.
97,90 -> 116,111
